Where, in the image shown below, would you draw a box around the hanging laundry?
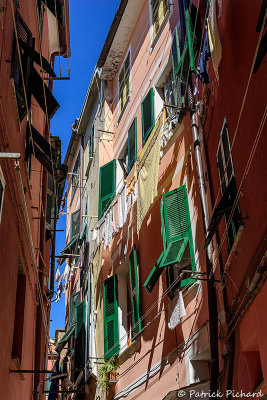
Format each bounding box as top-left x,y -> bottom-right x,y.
208,0 -> 222,82
55,281 -> 64,303
55,267 -> 60,282
199,30 -> 211,83
48,356 -> 60,400
118,185 -> 127,228
168,291 -> 186,330
92,227 -> 98,241
125,163 -> 137,196
217,0 -> 222,18
137,116 -> 163,233
113,199 -> 120,233
104,208 -> 113,249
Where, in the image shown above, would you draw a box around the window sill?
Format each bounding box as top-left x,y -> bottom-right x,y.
182,281 -> 201,308
151,9 -> 171,51
117,335 -> 141,366
225,225 -> 245,271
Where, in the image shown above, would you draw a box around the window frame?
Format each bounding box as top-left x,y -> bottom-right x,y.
118,49 -> 131,118
70,151 -> 80,204
216,118 -> 241,252
150,0 -> 171,40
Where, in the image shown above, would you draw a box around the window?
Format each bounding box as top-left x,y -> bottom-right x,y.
128,118 -> 137,172
216,120 -> 241,251
105,247 -> 141,359
151,0 -> 170,38
98,159 -> 116,219
142,88 -> 154,145
144,185 -> 195,297
12,260 -> 26,363
89,124 -> 94,158
0,166 -> 5,223
103,275 -> 119,360
119,52 -> 130,116
128,246 -> 141,337
71,152 -> 80,203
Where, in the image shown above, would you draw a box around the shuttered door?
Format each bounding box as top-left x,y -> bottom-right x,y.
142,88 -> 154,145
98,159 -> 116,219
162,185 -> 195,287
74,301 -> 85,381
103,276 -> 119,360
129,246 -> 141,337
128,118 -> 137,173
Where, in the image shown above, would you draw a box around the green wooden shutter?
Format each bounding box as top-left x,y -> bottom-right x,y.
162,185 -> 195,287
171,27 -> 185,107
68,291 -> 80,328
74,301 -> 85,381
128,118 -> 137,173
176,10 -> 199,84
129,246 -> 141,337
142,88 -> 154,145
98,159 -> 116,219
70,209 -> 80,240
144,251 -> 165,294
103,276 -> 119,360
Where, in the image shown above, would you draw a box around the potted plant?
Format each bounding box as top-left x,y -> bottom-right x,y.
97,358 -> 118,394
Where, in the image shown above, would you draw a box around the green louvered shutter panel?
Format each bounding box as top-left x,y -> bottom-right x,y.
142,88 -> 154,145
162,185 -> 195,287
129,246 -> 141,337
176,10 -> 199,84
128,118 -> 137,173
68,291 -> 81,328
171,27 -> 185,107
103,275 -> 119,360
74,301 -> 85,381
144,251 -> 165,294
70,209 -> 80,240
98,159 -> 116,219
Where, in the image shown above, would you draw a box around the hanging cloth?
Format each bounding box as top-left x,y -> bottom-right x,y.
137,116 -> 162,233
168,291 -> 186,330
199,30 -> 211,83
207,0 -> 222,82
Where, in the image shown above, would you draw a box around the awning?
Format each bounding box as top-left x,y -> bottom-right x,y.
60,234 -> 79,255
162,380 -> 210,400
55,324 -> 75,353
18,37 -> 56,77
205,177 -> 237,248
30,65 -> 59,119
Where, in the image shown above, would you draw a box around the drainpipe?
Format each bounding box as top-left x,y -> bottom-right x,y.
189,90 -> 219,392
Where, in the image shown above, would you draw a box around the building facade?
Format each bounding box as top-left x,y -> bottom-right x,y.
55,1 -> 267,399
0,1 -> 70,399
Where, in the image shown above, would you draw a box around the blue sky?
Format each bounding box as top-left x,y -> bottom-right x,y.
49,0 -> 121,337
